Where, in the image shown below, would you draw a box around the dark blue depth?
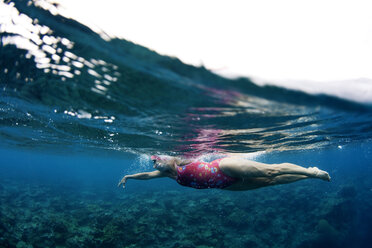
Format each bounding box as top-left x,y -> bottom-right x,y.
1,142 -> 372,248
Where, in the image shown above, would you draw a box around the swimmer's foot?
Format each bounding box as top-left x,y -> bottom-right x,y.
309,167 -> 331,182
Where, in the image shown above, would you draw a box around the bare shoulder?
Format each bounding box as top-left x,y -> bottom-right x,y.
175,157 -> 195,166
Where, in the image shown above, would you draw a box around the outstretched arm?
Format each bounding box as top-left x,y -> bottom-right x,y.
118,170 -> 165,188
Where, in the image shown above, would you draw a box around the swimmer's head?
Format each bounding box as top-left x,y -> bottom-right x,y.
151,155 -> 176,172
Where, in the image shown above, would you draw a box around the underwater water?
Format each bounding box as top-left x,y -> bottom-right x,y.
1,0 -> 372,247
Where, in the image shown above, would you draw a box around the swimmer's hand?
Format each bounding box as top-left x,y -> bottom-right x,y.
117,171 -> 165,189
118,175 -> 128,189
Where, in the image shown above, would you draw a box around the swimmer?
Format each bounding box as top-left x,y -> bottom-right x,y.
118,155 -> 331,190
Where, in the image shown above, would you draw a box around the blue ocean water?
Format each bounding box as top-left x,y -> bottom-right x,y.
1,0 -> 372,247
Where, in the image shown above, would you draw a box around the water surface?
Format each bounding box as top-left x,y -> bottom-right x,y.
1,1 -> 372,247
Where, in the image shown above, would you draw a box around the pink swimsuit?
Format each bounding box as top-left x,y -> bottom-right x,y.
176,158 -> 238,189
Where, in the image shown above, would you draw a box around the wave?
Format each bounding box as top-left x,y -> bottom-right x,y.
1,0 -> 372,157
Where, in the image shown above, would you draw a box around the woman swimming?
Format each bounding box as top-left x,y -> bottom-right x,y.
118,155 -> 331,190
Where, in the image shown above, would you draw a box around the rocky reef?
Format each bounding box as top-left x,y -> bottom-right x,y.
0,178 -> 371,248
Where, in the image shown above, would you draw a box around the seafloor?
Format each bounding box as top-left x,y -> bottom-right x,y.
1,174 -> 371,248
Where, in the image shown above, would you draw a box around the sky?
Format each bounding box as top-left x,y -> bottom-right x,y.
53,0 -> 372,82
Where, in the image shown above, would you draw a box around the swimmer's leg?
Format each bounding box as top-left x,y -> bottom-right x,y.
276,163 -> 331,182
273,163 -> 330,181
270,175 -> 309,185
224,175 -> 310,191
220,158 -> 330,181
